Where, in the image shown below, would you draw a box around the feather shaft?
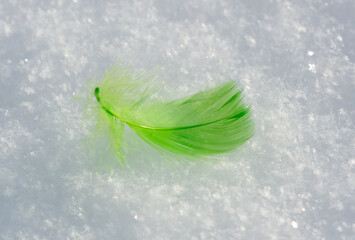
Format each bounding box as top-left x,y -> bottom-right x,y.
95,87 -> 250,131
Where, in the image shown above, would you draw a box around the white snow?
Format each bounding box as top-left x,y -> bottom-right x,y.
0,0 -> 354,239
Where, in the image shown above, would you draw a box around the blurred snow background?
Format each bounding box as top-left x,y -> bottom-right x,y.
1,0 -> 354,239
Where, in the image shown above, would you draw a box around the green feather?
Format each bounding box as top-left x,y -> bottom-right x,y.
92,63 -> 254,163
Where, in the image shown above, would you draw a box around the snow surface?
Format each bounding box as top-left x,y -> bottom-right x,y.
1,0 -> 354,239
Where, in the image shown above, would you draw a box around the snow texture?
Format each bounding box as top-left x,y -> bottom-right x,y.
1,0 -> 354,239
